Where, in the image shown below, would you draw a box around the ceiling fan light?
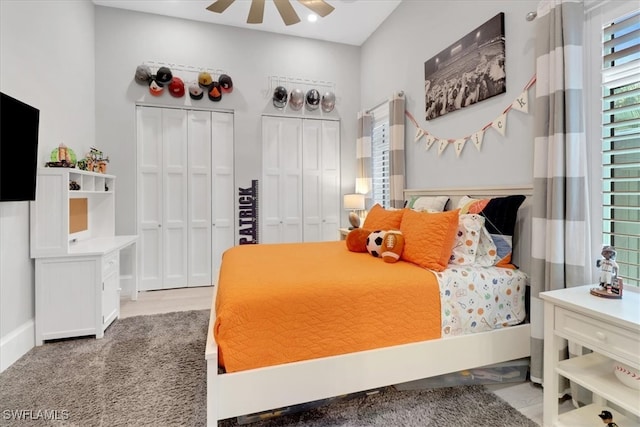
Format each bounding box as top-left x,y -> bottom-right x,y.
307,14 -> 318,22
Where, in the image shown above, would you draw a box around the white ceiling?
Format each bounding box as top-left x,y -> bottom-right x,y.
92,0 -> 403,46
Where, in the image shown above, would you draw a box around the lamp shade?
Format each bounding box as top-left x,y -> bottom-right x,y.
343,193 -> 365,210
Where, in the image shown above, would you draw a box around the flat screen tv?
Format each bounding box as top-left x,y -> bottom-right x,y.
0,92 -> 40,201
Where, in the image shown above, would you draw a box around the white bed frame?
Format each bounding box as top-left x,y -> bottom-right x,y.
205,185 -> 534,425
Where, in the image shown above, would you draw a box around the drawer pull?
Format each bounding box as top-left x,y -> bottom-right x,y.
595,331 -> 607,341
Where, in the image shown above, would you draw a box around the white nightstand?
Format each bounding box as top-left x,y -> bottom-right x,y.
540,285 -> 640,427
338,228 -> 351,240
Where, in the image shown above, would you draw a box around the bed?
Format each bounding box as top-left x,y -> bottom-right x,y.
205,186 -> 533,425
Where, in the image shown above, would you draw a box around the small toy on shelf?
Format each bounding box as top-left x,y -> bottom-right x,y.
598,410 -> 619,427
83,147 -> 109,173
45,143 -> 76,168
590,246 -> 623,299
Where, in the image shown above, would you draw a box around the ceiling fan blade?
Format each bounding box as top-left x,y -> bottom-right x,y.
297,0 -> 334,17
206,0 -> 235,13
247,0 -> 265,24
273,0 -> 301,26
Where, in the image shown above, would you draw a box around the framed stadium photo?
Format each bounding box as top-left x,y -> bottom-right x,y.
424,12 -> 506,120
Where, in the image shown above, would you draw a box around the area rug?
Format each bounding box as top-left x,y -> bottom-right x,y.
0,310 -> 537,427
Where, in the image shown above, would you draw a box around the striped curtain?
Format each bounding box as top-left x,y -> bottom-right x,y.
356,111 -> 373,207
388,92 -> 406,209
530,0 -> 593,386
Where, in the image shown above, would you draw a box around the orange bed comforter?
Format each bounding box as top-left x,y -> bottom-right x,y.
214,241 -> 441,373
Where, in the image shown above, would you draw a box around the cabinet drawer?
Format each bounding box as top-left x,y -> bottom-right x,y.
555,307 -> 639,365
102,251 -> 119,278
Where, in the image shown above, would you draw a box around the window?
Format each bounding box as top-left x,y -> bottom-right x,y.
370,104 -> 390,208
601,10 -> 640,287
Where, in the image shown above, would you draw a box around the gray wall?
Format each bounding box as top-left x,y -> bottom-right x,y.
0,0 -> 95,370
361,0 -> 538,189
94,6 -> 361,237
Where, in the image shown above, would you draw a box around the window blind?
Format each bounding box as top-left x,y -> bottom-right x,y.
370,104 -> 390,208
601,10 -> 640,286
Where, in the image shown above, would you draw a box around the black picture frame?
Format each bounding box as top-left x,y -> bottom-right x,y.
424,12 -> 506,120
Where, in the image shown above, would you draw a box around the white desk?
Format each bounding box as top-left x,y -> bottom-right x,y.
34,235 -> 137,345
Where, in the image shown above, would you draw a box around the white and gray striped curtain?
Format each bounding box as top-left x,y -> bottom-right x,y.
356,111 -> 373,207
530,0 -> 593,386
389,92 -> 406,209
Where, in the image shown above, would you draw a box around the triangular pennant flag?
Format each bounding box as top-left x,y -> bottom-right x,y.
425,134 -> 436,150
471,130 -> 485,151
414,127 -> 425,142
437,139 -> 448,156
491,113 -> 507,136
454,138 -> 466,157
511,91 -> 529,113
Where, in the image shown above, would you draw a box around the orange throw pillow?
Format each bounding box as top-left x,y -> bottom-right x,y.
362,204 -> 405,231
400,209 -> 460,271
346,228 -> 371,252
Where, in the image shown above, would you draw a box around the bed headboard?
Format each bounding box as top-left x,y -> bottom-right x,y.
403,185 -> 533,274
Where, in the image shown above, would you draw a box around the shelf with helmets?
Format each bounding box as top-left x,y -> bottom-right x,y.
269,77 -> 336,114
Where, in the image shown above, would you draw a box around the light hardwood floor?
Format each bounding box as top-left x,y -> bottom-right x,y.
120,286 -> 574,426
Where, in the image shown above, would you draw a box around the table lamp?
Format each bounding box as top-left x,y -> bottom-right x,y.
344,193 -> 365,229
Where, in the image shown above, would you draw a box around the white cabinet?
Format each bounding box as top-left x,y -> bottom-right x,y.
261,116 -> 340,244
540,285 -> 640,426
136,106 -> 234,290
30,168 -> 137,345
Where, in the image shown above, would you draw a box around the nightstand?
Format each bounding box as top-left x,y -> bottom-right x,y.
540,285 -> 640,427
338,228 -> 351,240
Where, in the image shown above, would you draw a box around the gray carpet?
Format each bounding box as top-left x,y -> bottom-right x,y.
0,310 -> 538,427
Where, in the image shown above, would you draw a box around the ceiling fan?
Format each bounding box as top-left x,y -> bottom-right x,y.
206,0 -> 335,26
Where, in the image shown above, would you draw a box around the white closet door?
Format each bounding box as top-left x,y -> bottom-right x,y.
211,111 -> 234,285
187,110 -> 212,287
302,120 -> 323,241
320,120 -> 340,241
161,108 -> 189,289
303,119 -> 340,242
262,116 -> 303,243
137,106 -> 164,291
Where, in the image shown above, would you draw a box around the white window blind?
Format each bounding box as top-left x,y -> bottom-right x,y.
601,9 -> 640,287
371,104 -> 390,208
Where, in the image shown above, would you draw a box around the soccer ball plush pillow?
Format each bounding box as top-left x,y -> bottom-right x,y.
366,230 -> 387,258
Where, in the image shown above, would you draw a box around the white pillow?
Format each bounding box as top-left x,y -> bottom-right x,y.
408,196 -> 449,213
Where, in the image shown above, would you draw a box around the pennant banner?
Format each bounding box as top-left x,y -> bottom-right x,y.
471,130 -> 484,151
454,138 -> 466,157
408,74 -> 536,158
437,139 -> 448,156
491,112 -> 507,136
511,91 -> 529,113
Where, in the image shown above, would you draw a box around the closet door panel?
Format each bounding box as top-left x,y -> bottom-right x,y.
320,121 -> 340,240
211,111 -> 235,285
303,120 -> 322,242
261,116 -> 302,243
188,110 -> 212,287
162,109 -> 188,289
136,107 -> 164,291
280,119 -> 303,243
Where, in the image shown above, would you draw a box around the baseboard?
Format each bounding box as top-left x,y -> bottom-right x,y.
0,319 -> 35,373
119,274 -> 137,300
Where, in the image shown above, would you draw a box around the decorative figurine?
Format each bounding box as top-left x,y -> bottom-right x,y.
597,246 -> 619,291
590,246 -> 623,299
598,410 -> 619,427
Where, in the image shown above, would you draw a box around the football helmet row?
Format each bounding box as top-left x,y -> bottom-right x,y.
273,86 -> 335,113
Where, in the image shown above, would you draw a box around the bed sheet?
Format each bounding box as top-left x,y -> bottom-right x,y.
435,266 -> 528,336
